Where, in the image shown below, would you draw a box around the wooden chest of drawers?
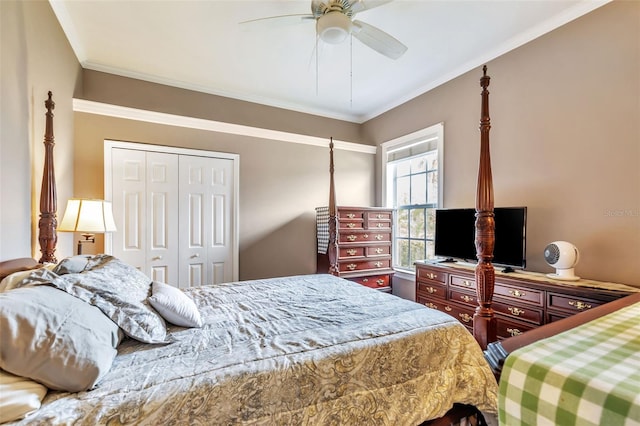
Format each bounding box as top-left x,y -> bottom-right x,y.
316,206 -> 394,292
415,261 -> 636,339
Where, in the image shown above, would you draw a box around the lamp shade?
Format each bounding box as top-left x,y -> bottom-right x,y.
58,199 -> 117,233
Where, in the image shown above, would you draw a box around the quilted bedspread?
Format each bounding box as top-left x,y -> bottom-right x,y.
13,274 -> 497,425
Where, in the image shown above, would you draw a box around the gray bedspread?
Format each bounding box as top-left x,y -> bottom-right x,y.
14,274 -> 498,425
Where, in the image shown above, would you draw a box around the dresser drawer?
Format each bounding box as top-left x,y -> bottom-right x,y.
338,247 -> 365,259
493,299 -> 543,325
494,283 -> 543,306
368,220 -> 391,230
444,301 -> 476,329
450,275 -> 476,291
547,293 -> 604,314
416,298 -> 475,328
496,316 -> 535,339
351,274 -> 390,290
366,211 -> 392,221
417,267 -> 447,284
417,281 -> 447,300
339,232 -> 391,244
338,210 -> 364,220
339,258 -> 391,273
366,246 -> 390,257
338,220 -> 364,230
450,288 -> 478,307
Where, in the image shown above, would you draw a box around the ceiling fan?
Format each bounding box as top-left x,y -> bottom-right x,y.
241,0 -> 408,60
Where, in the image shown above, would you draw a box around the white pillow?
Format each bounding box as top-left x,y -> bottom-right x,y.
148,281 -> 203,328
0,370 -> 47,423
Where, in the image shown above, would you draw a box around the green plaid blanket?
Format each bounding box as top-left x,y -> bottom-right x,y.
499,302 -> 640,426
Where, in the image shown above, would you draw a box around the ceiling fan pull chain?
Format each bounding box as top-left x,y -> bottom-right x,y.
350,34 -> 353,108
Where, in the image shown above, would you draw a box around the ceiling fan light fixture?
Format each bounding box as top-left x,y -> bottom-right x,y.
317,11 -> 351,44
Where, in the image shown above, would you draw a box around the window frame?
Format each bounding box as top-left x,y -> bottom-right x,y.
381,123 -> 444,274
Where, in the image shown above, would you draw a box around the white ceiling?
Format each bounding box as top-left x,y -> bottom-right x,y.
50,0 -> 609,123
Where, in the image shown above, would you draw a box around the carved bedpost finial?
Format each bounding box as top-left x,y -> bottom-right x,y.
38,91 -> 58,264
327,138 -> 339,275
473,66 -> 497,349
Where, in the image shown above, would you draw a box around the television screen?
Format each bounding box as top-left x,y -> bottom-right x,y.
434,207 -> 527,270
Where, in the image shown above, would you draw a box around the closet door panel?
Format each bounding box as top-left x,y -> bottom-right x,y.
112,149 -> 147,272
179,155 -> 234,287
146,152 -> 179,285
206,159 -> 234,284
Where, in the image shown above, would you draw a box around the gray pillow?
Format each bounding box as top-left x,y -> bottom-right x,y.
46,255 -> 169,344
0,286 -> 121,392
52,255 -> 91,275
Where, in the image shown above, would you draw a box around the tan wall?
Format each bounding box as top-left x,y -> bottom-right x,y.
81,70 -> 366,145
74,113 -> 375,280
363,0 -> 640,286
0,0 -> 81,261
3,0 -> 638,287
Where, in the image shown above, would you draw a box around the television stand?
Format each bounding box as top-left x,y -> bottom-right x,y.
414,261 -> 637,340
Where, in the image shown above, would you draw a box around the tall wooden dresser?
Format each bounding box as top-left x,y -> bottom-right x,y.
316,206 -> 394,293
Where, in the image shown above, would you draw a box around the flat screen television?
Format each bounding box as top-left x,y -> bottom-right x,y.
434,207 -> 527,271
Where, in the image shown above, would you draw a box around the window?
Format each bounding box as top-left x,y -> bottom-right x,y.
381,123 -> 443,272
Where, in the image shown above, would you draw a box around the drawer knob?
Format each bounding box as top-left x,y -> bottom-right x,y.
346,213 -> 356,219
346,235 -> 357,242
346,223 -> 356,228
362,278 -> 369,283
426,286 -> 437,294
346,249 -> 357,256
425,302 -> 438,309
460,295 -> 474,303
375,248 -> 384,254
427,273 -> 437,280
459,313 -> 472,323
461,280 -> 473,287
508,307 -> 525,316
509,289 -> 526,297
507,327 -> 522,337
444,306 -> 452,312
376,223 -> 385,228
346,264 -> 357,271
374,234 -> 383,240
569,300 -> 592,310
376,279 -> 385,286
374,261 -> 383,268
376,214 -> 384,219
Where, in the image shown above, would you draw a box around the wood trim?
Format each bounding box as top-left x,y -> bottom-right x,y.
73,99 -> 376,154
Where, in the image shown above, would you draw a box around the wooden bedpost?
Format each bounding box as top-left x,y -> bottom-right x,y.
327,138 -> 339,275
473,66 -> 497,349
38,91 -> 58,264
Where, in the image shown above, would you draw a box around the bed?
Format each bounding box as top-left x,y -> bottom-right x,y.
486,291 -> 640,426
0,69 -> 500,425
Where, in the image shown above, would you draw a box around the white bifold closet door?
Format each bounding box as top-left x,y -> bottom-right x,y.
178,155 -> 234,288
110,146 -> 236,288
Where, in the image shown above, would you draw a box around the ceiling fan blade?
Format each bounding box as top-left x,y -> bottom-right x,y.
351,20 -> 407,59
239,14 -> 315,29
348,0 -> 394,15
